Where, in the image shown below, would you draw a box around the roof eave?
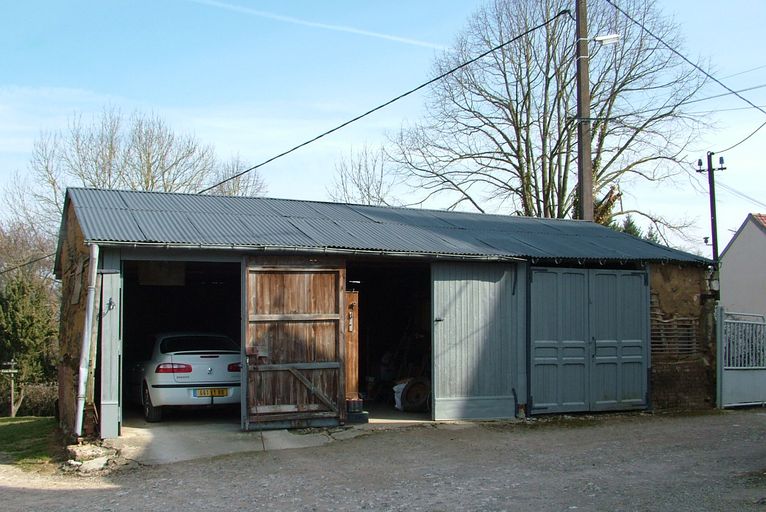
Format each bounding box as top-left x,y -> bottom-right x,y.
87,240 -> 708,265
90,240 -> 527,263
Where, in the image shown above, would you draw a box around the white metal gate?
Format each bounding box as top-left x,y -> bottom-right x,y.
718,309 -> 766,407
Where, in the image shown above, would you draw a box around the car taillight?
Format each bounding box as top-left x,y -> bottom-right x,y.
155,363 -> 192,373
227,362 -> 241,372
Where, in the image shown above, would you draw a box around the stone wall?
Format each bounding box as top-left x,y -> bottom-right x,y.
56,203 -> 90,436
649,264 -> 716,410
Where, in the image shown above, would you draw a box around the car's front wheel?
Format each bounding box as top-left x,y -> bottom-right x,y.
142,384 -> 162,422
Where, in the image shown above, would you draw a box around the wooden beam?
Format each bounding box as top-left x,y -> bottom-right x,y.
251,404 -> 325,414
250,362 -> 340,371
247,411 -> 337,422
249,313 -> 340,322
287,368 -> 338,412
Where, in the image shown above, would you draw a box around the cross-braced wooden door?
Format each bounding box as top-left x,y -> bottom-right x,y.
245,257 -> 345,429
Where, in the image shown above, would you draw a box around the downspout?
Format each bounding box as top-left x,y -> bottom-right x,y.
75,244 -> 99,437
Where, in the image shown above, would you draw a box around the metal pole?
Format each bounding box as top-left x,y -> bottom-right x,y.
576,0 -> 594,221
706,151 -> 720,265
10,366 -> 14,418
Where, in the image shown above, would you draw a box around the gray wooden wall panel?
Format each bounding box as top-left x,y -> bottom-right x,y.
432,262 -> 523,420
99,249 -> 122,439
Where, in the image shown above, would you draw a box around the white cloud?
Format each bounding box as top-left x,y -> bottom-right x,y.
184,0 -> 446,50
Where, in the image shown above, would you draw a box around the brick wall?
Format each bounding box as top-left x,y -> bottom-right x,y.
651,359 -> 715,410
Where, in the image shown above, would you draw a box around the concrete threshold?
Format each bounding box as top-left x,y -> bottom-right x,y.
105,406 -> 469,466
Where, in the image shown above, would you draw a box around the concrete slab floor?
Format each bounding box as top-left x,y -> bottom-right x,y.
105,404 -> 461,466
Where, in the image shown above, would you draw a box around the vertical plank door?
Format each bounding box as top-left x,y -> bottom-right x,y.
245,257 -> 346,429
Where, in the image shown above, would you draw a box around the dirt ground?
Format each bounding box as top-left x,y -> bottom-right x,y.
1,409 -> 765,511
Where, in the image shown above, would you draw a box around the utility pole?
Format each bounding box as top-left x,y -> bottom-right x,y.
697,152 -> 726,266
575,0 -> 594,221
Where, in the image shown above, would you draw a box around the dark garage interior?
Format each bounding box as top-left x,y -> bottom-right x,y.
346,261 -> 432,418
99,258 -> 434,423
118,260 -> 241,417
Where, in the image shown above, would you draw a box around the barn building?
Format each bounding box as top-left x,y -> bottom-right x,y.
54,188 -> 713,439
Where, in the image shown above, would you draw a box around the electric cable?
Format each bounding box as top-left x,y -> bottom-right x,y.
0,253 -> 55,276
198,9 -> 572,194
688,104 -> 766,116
721,63 -> 766,80
600,83 -> 766,122
605,0 -> 766,117
715,120 -> 766,154
683,163 -> 766,210
717,180 -> 766,209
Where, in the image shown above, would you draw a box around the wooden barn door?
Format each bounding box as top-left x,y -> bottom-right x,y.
245,257 -> 345,429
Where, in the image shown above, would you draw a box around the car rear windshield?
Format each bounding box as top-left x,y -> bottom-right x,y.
159,336 -> 239,354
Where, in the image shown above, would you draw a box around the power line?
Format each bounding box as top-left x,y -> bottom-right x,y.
684,163 -> 766,210
605,0 -> 766,118
198,9 -> 572,194
716,120 -> 766,154
688,104 -> 766,115
683,83 -> 766,107
588,83 -> 766,123
0,253 -> 55,276
717,180 -> 766,210
721,63 -> 766,80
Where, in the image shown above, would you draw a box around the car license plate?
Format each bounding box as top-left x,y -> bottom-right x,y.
194,388 -> 228,397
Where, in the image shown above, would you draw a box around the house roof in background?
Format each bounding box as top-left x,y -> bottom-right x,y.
57,187 -> 709,267
720,213 -> 766,259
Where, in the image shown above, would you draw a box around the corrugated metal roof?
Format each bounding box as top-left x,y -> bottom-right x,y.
62,188 -> 709,264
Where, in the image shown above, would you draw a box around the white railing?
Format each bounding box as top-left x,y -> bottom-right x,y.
723,313 -> 766,370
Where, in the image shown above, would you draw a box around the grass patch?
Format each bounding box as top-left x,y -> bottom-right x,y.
0,416 -> 61,466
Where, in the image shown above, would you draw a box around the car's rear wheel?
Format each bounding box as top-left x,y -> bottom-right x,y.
143,384 -> 162,422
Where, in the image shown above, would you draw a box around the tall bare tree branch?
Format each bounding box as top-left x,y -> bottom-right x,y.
390,0 -> 708,235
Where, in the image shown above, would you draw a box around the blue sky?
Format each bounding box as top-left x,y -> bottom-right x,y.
1,0 -> 765,254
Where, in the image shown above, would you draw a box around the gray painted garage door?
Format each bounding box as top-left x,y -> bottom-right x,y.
432,262 -> 525,420
530,268 -> 649,414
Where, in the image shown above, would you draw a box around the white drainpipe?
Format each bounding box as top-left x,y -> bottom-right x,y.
75,244 -> 99,437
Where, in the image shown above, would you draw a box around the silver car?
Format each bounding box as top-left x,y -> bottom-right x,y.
131,333 -> 242,422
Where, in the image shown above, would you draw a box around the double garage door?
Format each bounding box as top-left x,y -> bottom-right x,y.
530,268 -> 649,413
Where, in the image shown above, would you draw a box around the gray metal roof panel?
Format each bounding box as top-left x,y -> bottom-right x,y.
131,211 -> 203,244
348,204 -> 455,228
305,202 -> 370,222
76,207 -> 145,242
242,216 -> 317,247
69,188 -> 130,210
263,198 -> 328,219
64,188 -> 708,264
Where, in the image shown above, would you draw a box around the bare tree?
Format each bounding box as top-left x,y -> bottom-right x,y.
122,112 -> 215,192
204,154 -> 268,197
6,107 -> 266,236
328,145 -> 397,206
391,0 -> 706,240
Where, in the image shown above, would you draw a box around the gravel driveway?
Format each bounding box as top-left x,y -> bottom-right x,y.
2,409 -> 765,511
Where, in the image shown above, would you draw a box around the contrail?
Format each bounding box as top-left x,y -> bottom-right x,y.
185,0 -> 445,50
